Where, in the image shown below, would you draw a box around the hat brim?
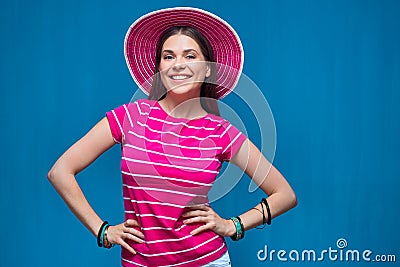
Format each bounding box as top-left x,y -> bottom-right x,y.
124,7 -> 244,99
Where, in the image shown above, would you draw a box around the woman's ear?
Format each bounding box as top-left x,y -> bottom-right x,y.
205,64 -> 211,78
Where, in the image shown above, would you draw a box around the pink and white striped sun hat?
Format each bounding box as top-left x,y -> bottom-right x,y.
124,7 -> 244,99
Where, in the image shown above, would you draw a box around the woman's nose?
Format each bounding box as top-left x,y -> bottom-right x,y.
172,57 -> 187,70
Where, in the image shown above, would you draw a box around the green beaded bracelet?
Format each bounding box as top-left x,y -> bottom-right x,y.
230,216 -> 244,241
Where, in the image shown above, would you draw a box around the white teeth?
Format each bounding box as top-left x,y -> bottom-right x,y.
171,75 -> 190,80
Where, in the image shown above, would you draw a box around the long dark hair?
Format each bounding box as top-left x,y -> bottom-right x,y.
148,26 -> 220,116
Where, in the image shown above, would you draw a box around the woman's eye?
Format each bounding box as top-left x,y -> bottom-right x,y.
163,55 -> 174,60
186,54 -> 196,59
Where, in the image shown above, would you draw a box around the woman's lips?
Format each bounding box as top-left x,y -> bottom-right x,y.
169,75 -> 192,81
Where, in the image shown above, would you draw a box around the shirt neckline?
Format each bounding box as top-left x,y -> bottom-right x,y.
153,100 -> 210,122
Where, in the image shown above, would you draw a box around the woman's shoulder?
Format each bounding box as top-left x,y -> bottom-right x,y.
121,98 -> 158,111
206,114 -> 246,137
108,99 -> 156,117
205,113 -> 231,126
128,98 -> 156,106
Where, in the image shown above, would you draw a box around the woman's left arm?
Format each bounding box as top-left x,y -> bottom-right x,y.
182,138 -> 297,236
228,138 -> 297,231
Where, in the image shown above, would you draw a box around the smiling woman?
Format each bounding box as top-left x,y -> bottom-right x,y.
159,34 -> 211,110
47,7 -> 297,267
151,26 -> 218,117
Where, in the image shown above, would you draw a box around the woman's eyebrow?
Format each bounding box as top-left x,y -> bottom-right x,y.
183,49 -> 199,54
162,49 -> 199,54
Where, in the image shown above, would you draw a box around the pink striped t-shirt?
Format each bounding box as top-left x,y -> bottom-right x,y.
106,99 -> 247,267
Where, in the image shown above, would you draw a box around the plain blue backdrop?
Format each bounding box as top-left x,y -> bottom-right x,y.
1,0 -> 399,266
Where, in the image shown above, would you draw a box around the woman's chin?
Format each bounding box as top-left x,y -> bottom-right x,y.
166,84 -> 201,97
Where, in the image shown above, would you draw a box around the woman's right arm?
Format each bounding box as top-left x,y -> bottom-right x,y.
47,117 -> 115,236
47,117 -> 143,254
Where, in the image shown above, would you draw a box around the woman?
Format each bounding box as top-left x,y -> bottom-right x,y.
48,7 -> 297,267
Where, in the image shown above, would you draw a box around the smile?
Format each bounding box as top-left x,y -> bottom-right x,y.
169,75 -> 192,80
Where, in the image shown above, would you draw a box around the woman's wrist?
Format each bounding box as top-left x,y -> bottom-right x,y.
225,218 -> 237,237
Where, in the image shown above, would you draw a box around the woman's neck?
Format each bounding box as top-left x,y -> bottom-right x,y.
159,93 -> 207,119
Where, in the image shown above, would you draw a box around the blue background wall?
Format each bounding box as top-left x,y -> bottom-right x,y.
1,0 -> 399,266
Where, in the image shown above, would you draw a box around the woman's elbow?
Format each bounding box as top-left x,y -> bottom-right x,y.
288,190 -> 298,210
47,166 -> 57,183
47,163 -> 65,184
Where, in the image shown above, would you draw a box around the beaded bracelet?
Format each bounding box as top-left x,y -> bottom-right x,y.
103,225 -> 113,249
97,221 -> 109,247
230,216 -> 245,241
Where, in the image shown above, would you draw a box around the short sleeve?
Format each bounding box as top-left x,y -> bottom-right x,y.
106,104 -> 129,144
218,121 -> 247,161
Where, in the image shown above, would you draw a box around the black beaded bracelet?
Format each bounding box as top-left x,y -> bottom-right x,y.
97,221 -> 109,247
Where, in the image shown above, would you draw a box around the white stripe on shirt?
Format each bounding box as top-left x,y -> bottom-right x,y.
122,157 -> 219,174
221,132 -> 243,154
140,101 -> 160,109
124,198 -> 186,209
128,130 -> 222,150
121,171 -> 213,187
220,124 -> 232,138
137,121 -> 220,140
136,213 -> 177,221
147,115 -> 219,130
146,235 -> 192,244
122,183 -> 208,197
123,143 -> 219,162
123,104 -> 134,127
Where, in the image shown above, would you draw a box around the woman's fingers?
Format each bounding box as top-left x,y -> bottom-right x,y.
123,223 -> 145,239
183,215 -> 212,224
118,238 -> 137,255
182,204 -> 211,217
122,220 -> 145,242
186,204 -> 210,210
182,204 -> 213,222
190,224 -> 212,235
182,204 -> 232,236
106,219 -> 145,254
182,209 -> 209,218
122,231 -> 145,243
125,219 -> 140,227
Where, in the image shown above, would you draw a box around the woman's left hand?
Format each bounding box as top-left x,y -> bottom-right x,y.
182,204 -> 235,236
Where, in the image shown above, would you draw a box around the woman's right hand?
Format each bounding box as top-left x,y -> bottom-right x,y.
106,219 -> 145,255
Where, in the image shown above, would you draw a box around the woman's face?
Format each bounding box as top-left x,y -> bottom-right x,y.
159,34 -> 210,97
